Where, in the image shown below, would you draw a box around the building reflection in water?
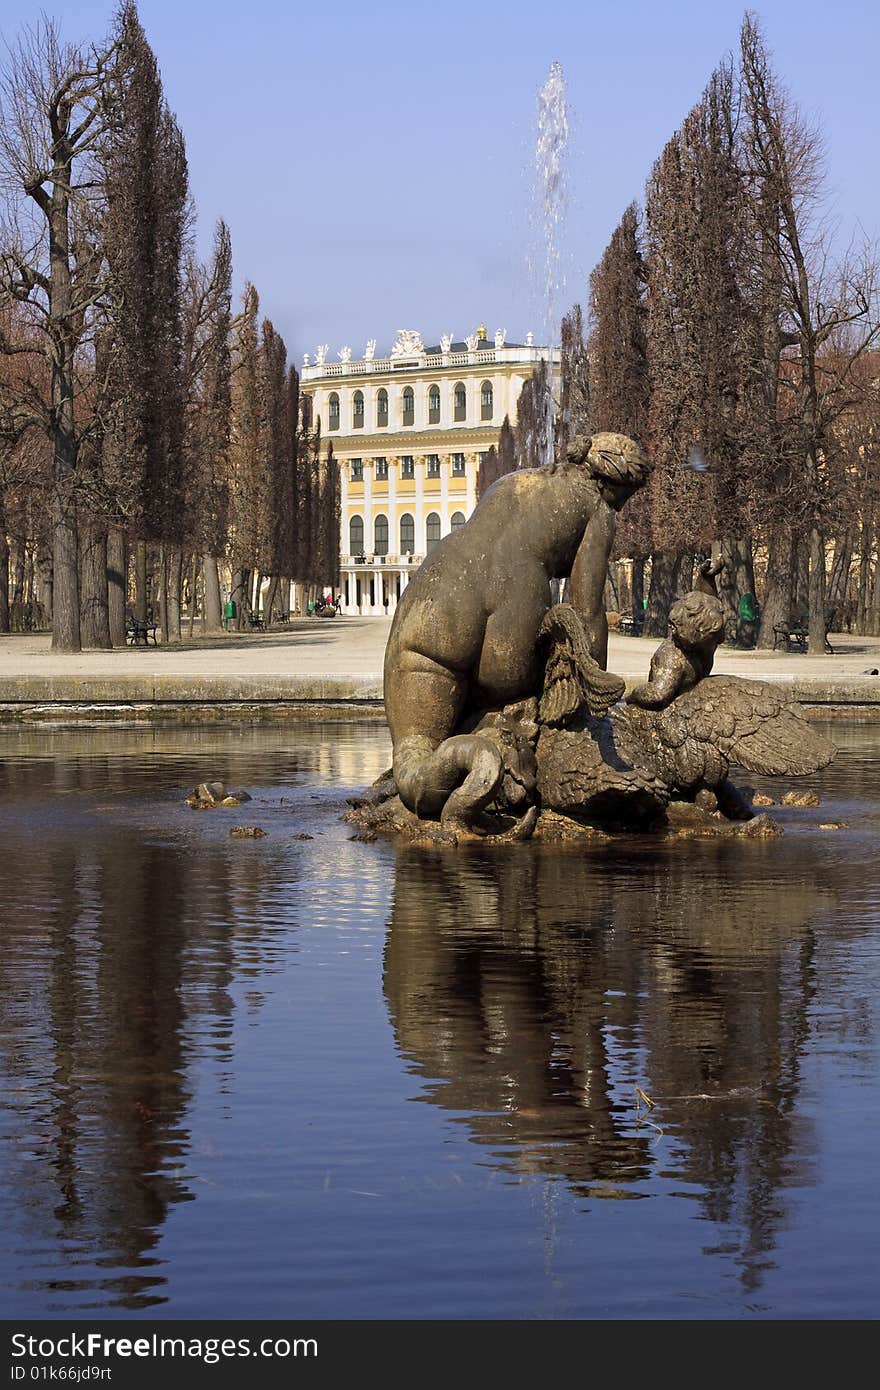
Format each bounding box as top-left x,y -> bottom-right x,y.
383,842 -> 841,1294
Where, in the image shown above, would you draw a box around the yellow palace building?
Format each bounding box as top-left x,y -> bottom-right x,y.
300,324 -> 560,615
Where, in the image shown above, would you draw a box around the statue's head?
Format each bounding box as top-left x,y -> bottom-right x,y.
565,433 -> 653,508
668,591 -> 725,651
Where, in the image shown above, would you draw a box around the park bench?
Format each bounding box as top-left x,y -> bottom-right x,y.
617,612 -> 643,637
773,622 -> 833,655
125,612 -> 159,645
247,611 -> 265,630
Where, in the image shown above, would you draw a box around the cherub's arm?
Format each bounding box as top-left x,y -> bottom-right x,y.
568,500 -> 615,669
626,643 -> 686,708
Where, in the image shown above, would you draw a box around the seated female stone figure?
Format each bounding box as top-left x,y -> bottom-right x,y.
383,432 -> 653,829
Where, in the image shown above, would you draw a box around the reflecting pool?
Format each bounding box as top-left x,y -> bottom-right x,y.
0,720 -> 877,1319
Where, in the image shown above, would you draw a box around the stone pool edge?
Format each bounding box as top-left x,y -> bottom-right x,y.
0,672 -> 878,723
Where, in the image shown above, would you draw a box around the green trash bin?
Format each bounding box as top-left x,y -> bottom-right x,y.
223,598 -> 237,630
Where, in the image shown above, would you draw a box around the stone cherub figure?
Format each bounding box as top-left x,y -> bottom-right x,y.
383,433 -> 653,830
626,558 -> 725,709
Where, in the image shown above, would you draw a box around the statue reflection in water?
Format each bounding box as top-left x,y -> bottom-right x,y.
383,843 -> 838,1293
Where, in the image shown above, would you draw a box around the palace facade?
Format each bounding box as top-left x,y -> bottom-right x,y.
300,326 -> 561,616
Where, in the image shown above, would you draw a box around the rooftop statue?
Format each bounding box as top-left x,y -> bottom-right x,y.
351,437 -> 836,845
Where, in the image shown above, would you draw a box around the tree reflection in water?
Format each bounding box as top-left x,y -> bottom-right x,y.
0,738 -> 299,1312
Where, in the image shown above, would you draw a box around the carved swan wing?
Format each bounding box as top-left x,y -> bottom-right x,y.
648,676 -> 837,781
537,604 -> 625,724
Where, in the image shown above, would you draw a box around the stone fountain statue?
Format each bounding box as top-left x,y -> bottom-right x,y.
347,434 -> 836,844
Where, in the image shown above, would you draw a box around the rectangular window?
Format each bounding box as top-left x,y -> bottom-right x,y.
400,456 -> 415,480
350,458 -> 363,481
452,453 -> 466,476
375,457 -> 388,480
426,455 -> 440,477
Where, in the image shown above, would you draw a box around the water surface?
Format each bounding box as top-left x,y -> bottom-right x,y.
0,720 -> 877,1320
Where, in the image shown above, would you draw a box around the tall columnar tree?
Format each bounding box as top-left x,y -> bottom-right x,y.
181,220 -> 232,631
228,283 -> 260,620
102,1 -> 189,639
476,415 -> 516,498
514,360 -> 553,470
557,304 -> 591,450
587,203 -> 652,615
257,317 -> 293,618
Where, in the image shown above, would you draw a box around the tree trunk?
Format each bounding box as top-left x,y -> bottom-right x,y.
0,526 -> 9,633
48,166 -> 82,653
135,541 -> 149,624
631,557 -> 645,628
264,575 -> 279,625
36,544 -> 53,626
756,527 -> 795,649
230,565 -> 247,629
827,531 -> 850,612
202,555 -> 223,631
52,489 -> 81,653
80,523 -> 112,650
23,543 -> 34,606
807,526 -> 827,654
643,550 -> 683,637
156,546 -> 167,641
107,526 -> 127,647
869,548 -> 880,638
719,536 -> 757,648
10,535 -> 25,601
166,547 -> 182,642
187,552 -> 199,637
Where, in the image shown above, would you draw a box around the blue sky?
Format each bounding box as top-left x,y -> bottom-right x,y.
2,0 -> 878,364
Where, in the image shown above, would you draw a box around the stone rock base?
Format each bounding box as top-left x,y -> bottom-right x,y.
343,781 -> 783,846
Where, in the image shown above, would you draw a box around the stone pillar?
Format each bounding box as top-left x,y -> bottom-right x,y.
363,460 -> 373,559
415,456 -> 426,555
440,456 -> 449,533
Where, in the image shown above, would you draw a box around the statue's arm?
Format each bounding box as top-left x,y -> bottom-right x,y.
626,645 -> 684,708
568,502 -> 614,668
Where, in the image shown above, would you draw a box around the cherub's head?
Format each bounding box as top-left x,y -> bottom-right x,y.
564,432 -> 653,509
668,591 -> 724,652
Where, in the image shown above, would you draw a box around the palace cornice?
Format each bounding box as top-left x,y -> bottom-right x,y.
302,354 -> 560,388
331,426 -> 501,450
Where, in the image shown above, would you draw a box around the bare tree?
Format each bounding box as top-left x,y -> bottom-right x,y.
0,19 -> 117,650
740,12 -> 880,652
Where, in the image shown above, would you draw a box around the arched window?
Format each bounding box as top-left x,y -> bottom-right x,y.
328,392 -> 340,430
402,386 -> 414,426
400,513 -> 415,554
426,512 -> 441,553
301,395 -> 313,429
349,515 -> 364,555
480,380 -> 493,420
450,511 -> 466,532
428,384 -> 440,424
377,388 -> 388,427
352,390 -> 364,428
374,514 -> 389,556
453,382 -> 466,421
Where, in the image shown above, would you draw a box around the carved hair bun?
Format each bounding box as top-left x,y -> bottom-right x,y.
586,432 -> 653,486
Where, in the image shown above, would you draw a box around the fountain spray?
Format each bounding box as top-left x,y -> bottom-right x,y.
533,61 -> 570,468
